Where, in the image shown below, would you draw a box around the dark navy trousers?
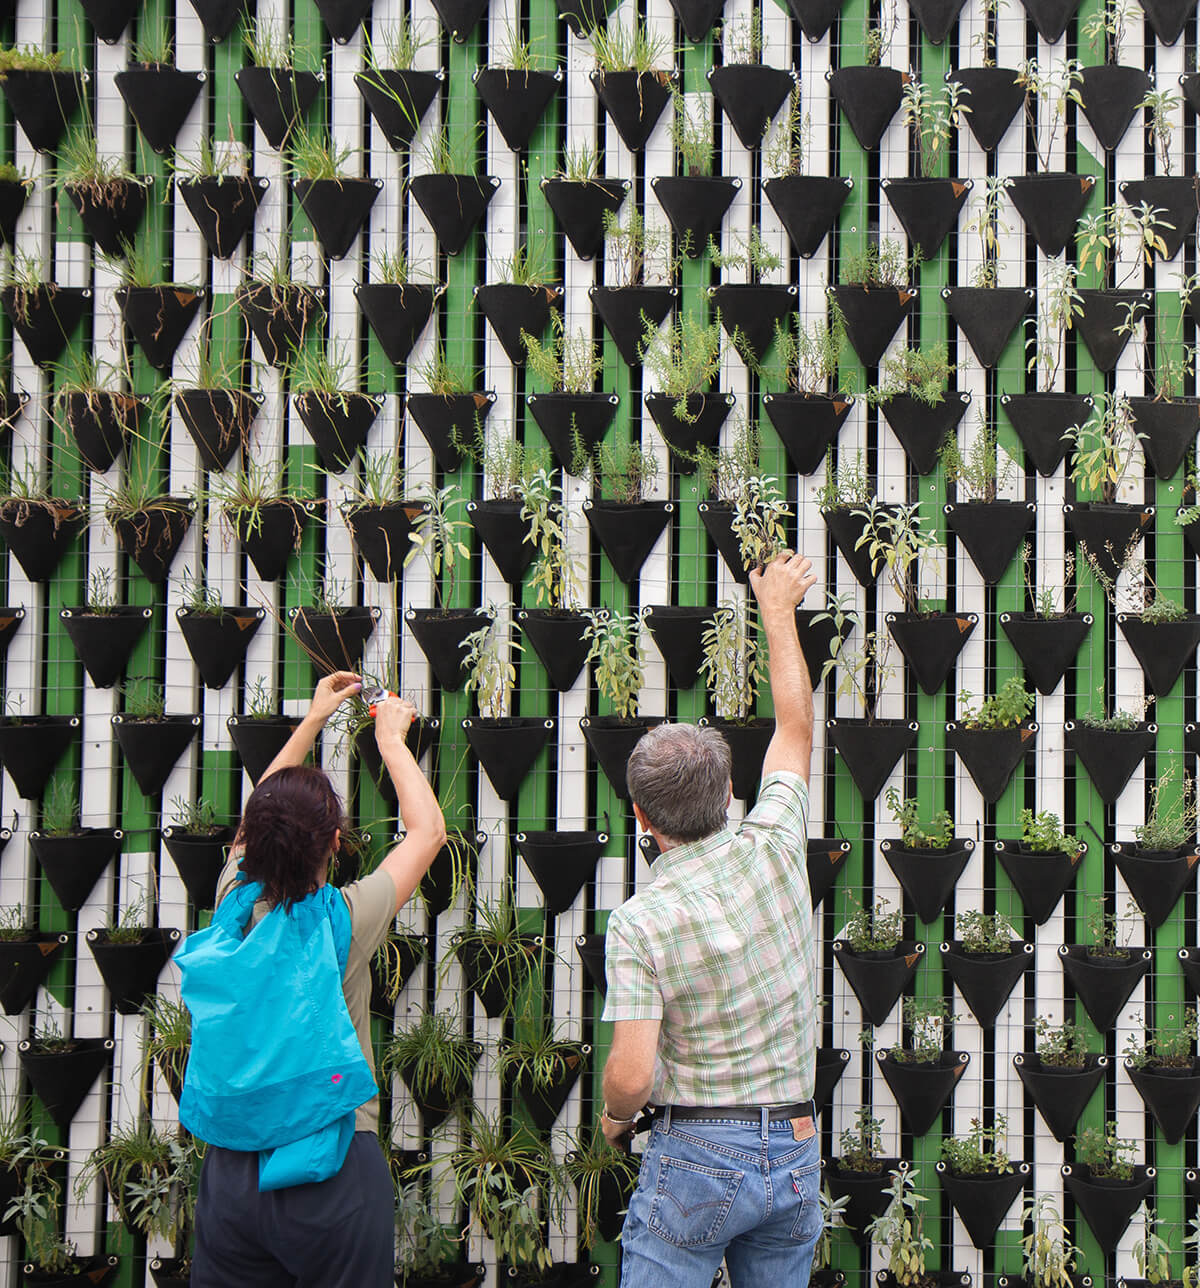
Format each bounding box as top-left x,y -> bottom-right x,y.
191,1131 -> 394,1287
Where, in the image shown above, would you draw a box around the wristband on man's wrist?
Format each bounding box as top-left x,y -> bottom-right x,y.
601,1105 -> 638,1126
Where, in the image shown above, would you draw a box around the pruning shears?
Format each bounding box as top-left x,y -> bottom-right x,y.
362,686 -> 397,717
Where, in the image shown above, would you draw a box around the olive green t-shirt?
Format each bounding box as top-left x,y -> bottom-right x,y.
214,855 -> 396,1133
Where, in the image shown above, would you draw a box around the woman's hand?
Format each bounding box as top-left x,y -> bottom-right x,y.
375,696 -> 417,749
309,672 -> 362,724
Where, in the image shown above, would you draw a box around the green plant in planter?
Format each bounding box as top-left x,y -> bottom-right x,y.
564,1126 -> 639,1249
1124,1007 -> 1199,1069
337,450 -> 406,515
940,415 -> 1017,502
104,896 -> 148,945
1064,392 -> 1143,504
842,895 -> 904,954
839,238 -> 917,287
373,936 -> 426,1011
208,464 -> 311,547
243,16 -> 316,68
758,311 -> 846,395
1131,1205 -> 1174,1284
0,461 -> 83,541
122,675 -> 166,722
865,1167 -> 933,1286
446,896 -> 539,1012
962,177 -> 1011,287
462,605 -> 522,719
3,1134 -> 71,1273
891,998 -> 955,1063
864,0 -> 898,63
639,310 -> 723,423
1019,808 -> 1083,858
817,595 -> 895,724
56,127 -> 145,207
588,18 -> 672,72
885,788 -> 953,849
0,46 -> 70,73
670,89 -> 713,179
1135,763 -> 1198,850
1077,687 -> 1152,730
602,208 -> 671,287
521,467 -> 582,611
140,993 -> 191,1093
853,499 -> 942,615
169,135 -> 252,184
1022,1193 -> 1081,1288
956,909 -> 1016,953
1025,258 -> 1083,392
1035,1017 -> 1090,1067
287,127 -> 354,181
41,779 -> 82,836
394,1180 -> 463,1284
700,598 -> 764,723
380,1009 -> 478,1114
168,796 -> 222,834
708,229 -> 783,284
900,78 -> 971,177
522,313 -> 603,395
1016,58 -> 1083,170
814,1184 -> 851,1269
866,344 -> 958,408
1076,202 -> 1170,285
763,90 -> 808,178
414,342 -> 477,397
957,676 -> 1034,729
1085,896 -> 1138,959
458,427 -> 548,503
1073,1120 -> 1136,1180
403,484 -> 472,614
490,244 -> 554,288
579,437 -> 659,504
837,1106 -> 886,1172
0,904 -> 29,940
940,1115 -> 1013,1174
496,1019 -> 585,1097
364,15 -> 432,73
817,449 -> 873,510
582,611 -> 645,719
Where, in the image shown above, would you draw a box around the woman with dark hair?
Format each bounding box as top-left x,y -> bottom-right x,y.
185,671 -> 445,1288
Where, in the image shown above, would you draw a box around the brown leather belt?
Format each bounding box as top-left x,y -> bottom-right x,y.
662,1099 -> 815,1123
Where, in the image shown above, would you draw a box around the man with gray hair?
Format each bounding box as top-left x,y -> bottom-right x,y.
599,550 -> 821,1288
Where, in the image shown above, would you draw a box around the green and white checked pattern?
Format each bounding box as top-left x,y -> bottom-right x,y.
603,772 -> 817,1108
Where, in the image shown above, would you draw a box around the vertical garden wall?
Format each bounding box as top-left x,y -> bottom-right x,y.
0,0 -> 1195,1279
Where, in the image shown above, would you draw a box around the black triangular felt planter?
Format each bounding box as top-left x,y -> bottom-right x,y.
0,609 -> 24,663
0,934 -> 67,1015
591,286 -> 676,366
293,178 -> 381,260
877,1051 -> 968,1136
644,605 -> 712,689
883,177 -> 970,260
30,829 -> 122,912
476,283 -> 561,364
1139,0 -> 1192,40
1001,391 -> 1093,475
559,0 -> 616,33
408,392 -> 495,473
1064,1165 -> 1153,1256
64,387 -> 134,465
830,285 -> 916,368
475,69 -> 560,151
880,838 -> 973,923
407,609 -> 485,691
824,506 -> 880,586
189,0 -> 245,41
65,180 -> 148,258
19,1038 -> 112,1131
812,1047 -> 849,1117
645,394 -> 733,472
942,940 -> 1032,1026
585,501 -> 672,584
576,932 -> 607,994
177,606 -> 264,689
369,932 -> 426,1013
1,285 -> 88,368
1061,943 -> 1151,1030
945,501 -> 1036,585
0,179 -> 29,247
313,0 -> 371,41
469,499 -> 535,585
946,723 -> 1035,804
1017,0 -> 1080,39
1128,396 -> 1197,478
666,0 -> 724,37
116,287 -> 202,373
652,176 -> 739,257
0,390 -> 26,432
908,0 -> 969,40
1079,66 -> 1151,152
113,715 -> 200,796
705,718 -> 774,801
944,287 -> 1032,368
294,392 -> 381,473
176,388 -> 261,471
346,502 -> 426,582
1065,720 -> 1154,804
232,500 -> 310,580
881,392 -> 971,475
1181,74 -> 1200,115
1007,173 -> 1097,257
0,501 -> 86,582
453,934 -> 537,1017
710,284 -> 796,365
542,178 -> 628,260
1014,1052 -> 1104,1142
111,505 -> 193,582
355,70 -> 442,149
356,284 -> 436,366
824,1159 -> 906,1245
829,66 -> 906,150
517,610 -> 590,692
886,612 -> 977,695
430,0 -> 488,39
832,941 -> 924,1026
178,176 -> 268,259
1075,289 -> 1148,373
592,70 -> 674,151
828,719 -> 916,801
808,840 -> 851,908
581,716 -> 663,800
707,65 -> 795,147
763,175 -> 852,258
114,67 -> 204,156
409,174 -> 498,256
398,1052 -> 477,1130
1064,502 -> 1150,584
700,501 -> 750,583
465,718 -> 554,800
764,393 -> 854,474
1,70 -> 83,153
290,606 -> 377,674
938,1163 -> 1028,1249
995,840 -> 1084,924
528,393 -> 619,469
235,67 -> 321,150
0,717 -> 77,800
88,929 -> 178,1015
162,826 -> 236,908
1121,177 -> 1199,259
1117,614 -> 1200,696
1126,1061 -> 1200,1143
1111,843 -> 1199,928
782,0 -> 841,38
512,1049 -> 586,1133
60,606 -> 152,689
516,831 -> 606,916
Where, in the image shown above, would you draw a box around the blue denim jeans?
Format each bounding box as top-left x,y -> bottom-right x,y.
620,1108 -> 823,1288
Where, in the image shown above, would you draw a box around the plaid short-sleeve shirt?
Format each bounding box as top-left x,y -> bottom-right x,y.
602,770 -> 817,1107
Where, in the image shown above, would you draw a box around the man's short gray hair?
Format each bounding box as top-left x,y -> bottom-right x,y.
626,723 -> 732,842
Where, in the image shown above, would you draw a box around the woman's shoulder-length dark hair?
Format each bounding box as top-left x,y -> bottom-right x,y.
237,765 -> 345,908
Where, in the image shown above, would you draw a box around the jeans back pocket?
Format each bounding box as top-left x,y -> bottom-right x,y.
648,1155 -> 743,1249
